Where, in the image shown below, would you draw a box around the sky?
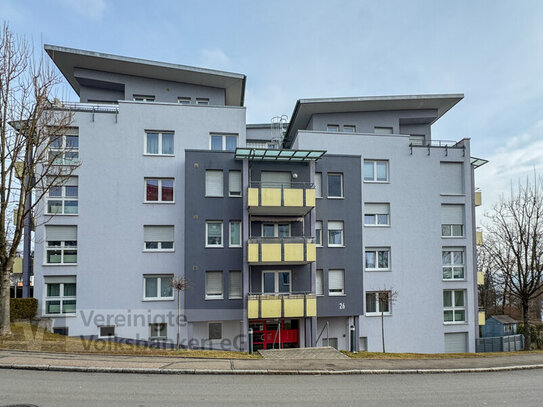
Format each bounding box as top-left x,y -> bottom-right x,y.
3,0 -> 543,216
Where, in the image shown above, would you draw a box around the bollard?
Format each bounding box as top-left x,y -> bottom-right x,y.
248,328 -> 253,354
350,325 -> 356,353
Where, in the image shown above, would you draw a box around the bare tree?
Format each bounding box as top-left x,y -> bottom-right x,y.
169,276 -> 189,351
378,288 -> 399,353
0,24 -> 77,336
477,243 -> 500,316
483,176 -> 543,350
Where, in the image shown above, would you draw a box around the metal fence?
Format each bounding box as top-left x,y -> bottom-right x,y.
476,334 -> 524,352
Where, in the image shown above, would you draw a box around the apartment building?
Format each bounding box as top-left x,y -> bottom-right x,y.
34,44 -> 486,353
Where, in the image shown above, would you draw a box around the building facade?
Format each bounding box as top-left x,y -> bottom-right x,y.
34,45 -> 486,353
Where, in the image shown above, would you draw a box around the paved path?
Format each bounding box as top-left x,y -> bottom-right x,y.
259,346 -> 349,359
2,349 -> 543,374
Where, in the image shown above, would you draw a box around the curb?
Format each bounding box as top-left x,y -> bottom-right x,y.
1,363 -> 543,375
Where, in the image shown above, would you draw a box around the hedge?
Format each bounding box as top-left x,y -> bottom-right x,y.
10,298 -> 38,320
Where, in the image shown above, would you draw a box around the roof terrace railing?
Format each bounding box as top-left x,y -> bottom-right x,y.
249,181 -> 314,189
52,101 -> 120,114
248,236 -> 315,244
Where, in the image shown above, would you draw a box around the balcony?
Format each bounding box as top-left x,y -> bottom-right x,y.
248,182 -> 315,215
476,229 -> 483,245
247,293 -> 317,319
475,190 -> 482,207
477,271 -> 485,285
478,309 -> 486,326
248,237 -> 316,265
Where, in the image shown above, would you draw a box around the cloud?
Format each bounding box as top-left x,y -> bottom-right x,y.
199,48 -> 232,70
58,0 -> 107,19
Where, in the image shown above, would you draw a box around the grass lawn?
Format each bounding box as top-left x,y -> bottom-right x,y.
0,322 -> 260,359
341,350 -> 543,359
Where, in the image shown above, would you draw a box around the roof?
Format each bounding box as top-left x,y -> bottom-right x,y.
234,148 -> 326,161
491,315 -> 518,324
284,94 -> 464,147
44,45 -> 246,107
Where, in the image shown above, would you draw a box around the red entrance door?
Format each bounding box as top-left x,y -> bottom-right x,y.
250,319 -> 300,350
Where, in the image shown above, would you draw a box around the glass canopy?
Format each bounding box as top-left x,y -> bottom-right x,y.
470,157 -> 489,169
235,148 -> 326,161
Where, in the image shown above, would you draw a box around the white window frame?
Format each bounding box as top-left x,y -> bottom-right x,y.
315,221 -> 323,247
328,269 -> 345,296
196,98 -> 210,105
49,132 -> 79,165
441,224 -> 464,237
178,97 -> 191,104
99,326 -> 116,338
327,221 -> 344,247
205,271 -> 224,300
46,178 -> 78,215
326,124 -> 340,132
343,125 -> 356,132
206,221 -> 223,247
327,173 -> 344,198
261,270 -> 292,294
228,170 -> 242,197
364,160 -> 389,183
374,126 -> 393,134
149,323 -> 167,340
365,248 -> 390,271
443,290 -> 466,324
228,270 -> 242,299
364,203 -> 390,227
144,178 -> 175,203
45,232 -> 77,265
144,131 -> 174,156
43,280 -> 76,316
205,170 -> 224,197
365,291 -> 392,316
315,172 -> 323,198
442,248 -> 465,280
210,133 -> 238,151
229,221 -> 242,247
133,95 -> 155,102
261,223 -> 291,238
316,269 -> 324,296
143,225 -> 174,252
143,275 -> 174,301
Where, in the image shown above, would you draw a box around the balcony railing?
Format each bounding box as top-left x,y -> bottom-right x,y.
51,101 -> 119,114
248,182 -> 315,215
477,271 -> 485,285
248,293 -> 317,319
476,229 -> 484,245
478,308 -> 486,326
248,237 -> 316,264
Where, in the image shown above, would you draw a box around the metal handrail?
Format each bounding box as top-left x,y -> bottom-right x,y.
410,139 -> 464,148
248,292 -> 315,297
248,236 -> 315,244
316,321 -> 329,346
249,181 -> 314,189
52,101 -> 119,114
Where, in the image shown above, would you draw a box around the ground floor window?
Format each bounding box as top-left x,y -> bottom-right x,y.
44,277 -> 76,316
443,290 -> 466,323
150,323 -> 167,340
208,322 -> 222,340
365,291 -> 391,315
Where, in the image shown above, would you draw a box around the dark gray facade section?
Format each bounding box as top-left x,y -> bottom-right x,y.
315,154 -> 363,317
184,150 -> 244,322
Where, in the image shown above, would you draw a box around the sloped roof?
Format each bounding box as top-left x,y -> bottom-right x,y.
491,315 -> 518,324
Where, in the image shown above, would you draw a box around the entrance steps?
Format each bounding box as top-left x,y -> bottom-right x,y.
258,346 -> 349,360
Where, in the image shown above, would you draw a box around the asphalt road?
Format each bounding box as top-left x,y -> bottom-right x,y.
1,369 -> 542,406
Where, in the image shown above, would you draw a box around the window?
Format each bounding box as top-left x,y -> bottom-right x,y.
209,322 -> 222,340
206,222 -> 223,247
442,249 -> 465,280
343,125 -> 356,132
328,270 -> 345,296
53,327 -> 69,336
133,95 -> 155,102
261,171 -> 291,188
441,204 -> 464,237
366,291 -> 391,315
45,225 -> 77,264
440,162 -> 464,195
46,177 -> 78,215
196,98 -> 210,105
205,170 -> 223,197
205,271 -> 223,299
145,132 -> 174,155
262,271 -> 291,294
49,129 -> 79,165
374,126 -> 393,134
409,135 -> 425,146
443,290 -> 466,323
44,277 -> 76,315
326,124 -> 340,132
144,275 -> 173,300
145,178 -> 174,202
144,226 -> 174,251
99,326 -> 115,337
315,221 -> 323,247
327,173 -> 343,198
316,269 -> 324,296
315,172 -> 322,198
229,270 -> 242,299
364,160 -> 388,182
150,323 -> 167,339
328,221 -> 344,247
262,223 -> 290,238
228,171 -> 242,197
210,133 -> 238,151
229,221 -> 241,247
365,248 -> 390,271
364,203 -> 390,226
178,97 -> 191,104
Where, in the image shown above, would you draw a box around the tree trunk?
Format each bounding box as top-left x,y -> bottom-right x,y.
381,311 -> 385,353
177,291 -> 181,351
522,300 -> 531,350
0,269 -> 11,336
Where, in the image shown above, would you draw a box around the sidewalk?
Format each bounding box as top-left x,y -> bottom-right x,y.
2,349 -> 543,375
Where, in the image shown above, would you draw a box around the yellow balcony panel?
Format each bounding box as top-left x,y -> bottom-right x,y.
283,297 -> 304,317
261,188 -> 281,207
477,271 -> 484,285
306,295 -> 317,317
478,311 -> 486,326
283,188 -> 304,207
261,297 -> 282,318
248,243 -> 259,263
305,189 -> 316,207
13,257 -> 23,274
475,191 -> 482,207
306,243 -> 316,262
248,188 -> 259,207
261,243 -> 282,262
476,231 -> 483,245
248,298 -> 259,319
284,243 -> 304,262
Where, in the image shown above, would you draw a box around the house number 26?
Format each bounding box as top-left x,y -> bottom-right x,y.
339,302 -> 345,310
